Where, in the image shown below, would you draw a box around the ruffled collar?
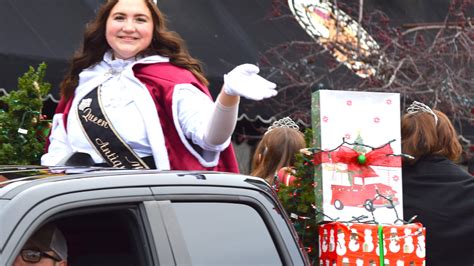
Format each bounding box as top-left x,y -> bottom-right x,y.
78,51 -> 170,91
103,51 -> 141,75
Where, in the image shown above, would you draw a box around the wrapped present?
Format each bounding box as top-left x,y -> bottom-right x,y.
319,222 -> 426,266
312,90 -> 403,223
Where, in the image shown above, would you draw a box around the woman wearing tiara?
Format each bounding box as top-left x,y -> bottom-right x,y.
41,0 -> 277,171
401,101 -> 474,266
250,117 -> 306,186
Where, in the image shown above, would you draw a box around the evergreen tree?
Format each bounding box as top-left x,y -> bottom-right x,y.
348,132 -> 368,185
353,132 -> 368,154
277,128 -> 319,263
0,63 -> 51,165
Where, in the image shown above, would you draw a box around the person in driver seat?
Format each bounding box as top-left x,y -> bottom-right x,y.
13,224 -> 68,266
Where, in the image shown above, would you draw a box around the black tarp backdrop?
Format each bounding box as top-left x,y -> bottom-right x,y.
0,0 -> 310,120
0,0 -> 471,140
0,0 -> 101,112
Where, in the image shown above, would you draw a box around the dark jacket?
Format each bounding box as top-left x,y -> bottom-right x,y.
403,155 -> 474,266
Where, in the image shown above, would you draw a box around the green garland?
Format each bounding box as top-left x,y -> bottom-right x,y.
0,63 -> 51,165
277,128 -> 319,262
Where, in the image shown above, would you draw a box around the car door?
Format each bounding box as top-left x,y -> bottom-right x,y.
147,185 -> 307,265
2,178 -> 307,265
1,186 -> 158,266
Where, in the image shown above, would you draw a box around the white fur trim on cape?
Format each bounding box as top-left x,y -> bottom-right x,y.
73,52 -> 171,170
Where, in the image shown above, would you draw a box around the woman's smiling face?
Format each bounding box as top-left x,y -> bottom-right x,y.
106,0 -> 154,60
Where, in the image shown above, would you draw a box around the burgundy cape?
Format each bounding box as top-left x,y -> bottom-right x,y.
49,62 -> 239,173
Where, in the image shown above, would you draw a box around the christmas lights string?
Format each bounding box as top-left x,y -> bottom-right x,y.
287,188 -> 417,225
286,136 -> 416,223
276,137 -> 420,259
17,110 -> 41,135
305,137 -> 414,160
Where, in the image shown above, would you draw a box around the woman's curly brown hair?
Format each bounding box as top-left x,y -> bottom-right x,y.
60,0 -> 208,100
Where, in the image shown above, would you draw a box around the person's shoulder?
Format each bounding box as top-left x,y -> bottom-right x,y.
133,62 -> 198,84
404,155 -> 473,181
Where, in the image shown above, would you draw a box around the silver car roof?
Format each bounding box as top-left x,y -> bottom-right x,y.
0,169 -> 269,199
0,169 -> 274,253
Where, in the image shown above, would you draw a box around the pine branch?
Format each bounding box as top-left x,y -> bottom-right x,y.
0,63 -> 51,165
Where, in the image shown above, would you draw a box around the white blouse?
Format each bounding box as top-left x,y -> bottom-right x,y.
42,52 -> 231,168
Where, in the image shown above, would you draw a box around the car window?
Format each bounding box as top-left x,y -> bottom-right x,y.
172,202 -> 282,265
54,206 -> 153,266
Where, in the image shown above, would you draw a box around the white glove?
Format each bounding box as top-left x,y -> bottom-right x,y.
223,64 -> 278,100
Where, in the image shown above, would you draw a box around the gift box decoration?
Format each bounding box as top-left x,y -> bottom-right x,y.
311,90 -> 403,223
319,222 -> 426,266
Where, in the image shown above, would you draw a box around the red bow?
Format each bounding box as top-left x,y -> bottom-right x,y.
313,144 -> 401,178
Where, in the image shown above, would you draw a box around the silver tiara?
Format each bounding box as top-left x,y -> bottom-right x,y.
406,101 -> 438,125
266,117 -> 300,134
